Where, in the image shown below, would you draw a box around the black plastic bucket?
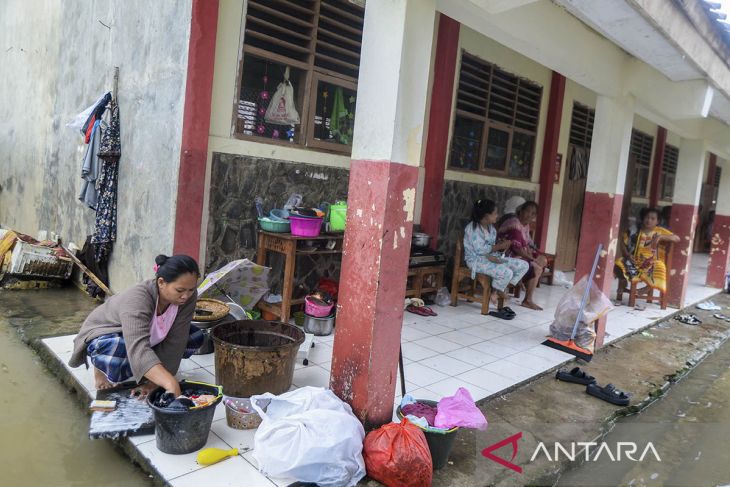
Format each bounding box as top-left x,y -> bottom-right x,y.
397,399 -> 459,469
147,380 -> 222,454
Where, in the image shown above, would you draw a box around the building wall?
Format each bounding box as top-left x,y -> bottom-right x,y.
0,0 -> 192,290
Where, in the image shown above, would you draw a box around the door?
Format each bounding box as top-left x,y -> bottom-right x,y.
555,144 -> 589,271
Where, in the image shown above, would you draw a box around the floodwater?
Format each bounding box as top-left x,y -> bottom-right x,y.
0,288 -> 151,486
556,337 -> 730,487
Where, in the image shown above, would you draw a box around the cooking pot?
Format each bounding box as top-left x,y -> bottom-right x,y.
412,232 -> 431,248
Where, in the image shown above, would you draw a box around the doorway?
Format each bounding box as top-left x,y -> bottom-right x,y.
555,144 -> 589,271
555,103 -> 595,271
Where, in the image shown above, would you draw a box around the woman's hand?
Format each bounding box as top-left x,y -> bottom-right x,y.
135,364 -> 181,400
488,256 -> 506,264
493,239 -> 511,251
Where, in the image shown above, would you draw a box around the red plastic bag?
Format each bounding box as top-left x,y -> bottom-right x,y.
363,419 -> 433,487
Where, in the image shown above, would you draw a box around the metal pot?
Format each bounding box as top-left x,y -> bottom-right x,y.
412,232 -> 431,248
303,313 -> 335,336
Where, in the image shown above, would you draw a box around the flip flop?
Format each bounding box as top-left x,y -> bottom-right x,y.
501,306 -> 516,317
713,313 -> 730,322
586,383 -> 630,406
488,308 -> 515,320
674,313 -> 702,325
406,305 -> 430,316
423,307 -> 438,317
556,367 -> 596,385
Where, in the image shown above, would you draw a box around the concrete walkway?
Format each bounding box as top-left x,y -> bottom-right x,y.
10,254 -> 727,486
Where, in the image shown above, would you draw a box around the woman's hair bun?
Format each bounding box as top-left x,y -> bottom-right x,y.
155,254 -> 169,267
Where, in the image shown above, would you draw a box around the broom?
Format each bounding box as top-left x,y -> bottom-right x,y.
541,243 -> 603,362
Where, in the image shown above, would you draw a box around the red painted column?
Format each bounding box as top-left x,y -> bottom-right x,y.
707,214 -> 730,288
535,72 -> 566,250
574,192 -> 623,348
648,126 -> 667,208
420,14 -> 460,249
668,204 -> 698,307
173,0 -> 219,259
331,160 -> 418,428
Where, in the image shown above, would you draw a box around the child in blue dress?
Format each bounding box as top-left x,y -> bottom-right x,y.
464,199 -> 529,305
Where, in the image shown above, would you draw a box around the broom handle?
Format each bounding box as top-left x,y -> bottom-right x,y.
570,243 -> 603,341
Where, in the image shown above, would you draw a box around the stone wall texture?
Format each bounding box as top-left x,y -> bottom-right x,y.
205,153 -> 349,293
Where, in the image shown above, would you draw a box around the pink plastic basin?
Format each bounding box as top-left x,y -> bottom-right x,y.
290,216 -> 323,237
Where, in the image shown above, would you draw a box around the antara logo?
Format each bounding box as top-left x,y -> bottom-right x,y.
482,433 -> 661,473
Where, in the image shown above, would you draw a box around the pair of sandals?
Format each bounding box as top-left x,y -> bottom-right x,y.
406,305 -> 437,316
556,367 -> 631,406
712,313 -> 730,323
674,313 -> 702,326
489,306 -> 516,320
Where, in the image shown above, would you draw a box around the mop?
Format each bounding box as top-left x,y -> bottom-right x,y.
541,243 -> 603,362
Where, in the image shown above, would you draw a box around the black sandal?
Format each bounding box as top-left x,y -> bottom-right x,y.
501,306 -> 516,317
489,308 -> 515,320
586,383 -> 630,406
556,367 -> 596,385
674,314 -> 702,326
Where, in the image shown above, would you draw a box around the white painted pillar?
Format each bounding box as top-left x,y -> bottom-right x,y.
331,0 -> 437,428
351,0 -> 436,167
585,95 -> 635,194
575,95 -> 634,347
667,138 -> 706,306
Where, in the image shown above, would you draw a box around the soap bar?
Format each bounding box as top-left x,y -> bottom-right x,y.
89,399 -> 117,412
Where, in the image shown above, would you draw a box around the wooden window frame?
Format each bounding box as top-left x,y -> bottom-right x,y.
232,0 -> 362,156
630,129 -> 654,198
660,144 -> 678,201
448,50 -> 542,181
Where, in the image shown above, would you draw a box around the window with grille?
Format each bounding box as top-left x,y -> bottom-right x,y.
630,129 -> 654,197
569,103 -> 594,150
660,144 -> 678,201
449,51 -> 543,179
235,0 -> 363,153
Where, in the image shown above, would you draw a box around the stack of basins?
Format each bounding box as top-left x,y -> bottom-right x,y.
303,293 -> 335,336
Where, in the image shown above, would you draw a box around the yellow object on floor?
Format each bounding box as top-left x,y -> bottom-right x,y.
196,447 -> 238,466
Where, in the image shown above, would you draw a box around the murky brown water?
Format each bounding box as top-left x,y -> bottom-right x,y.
556,337 -> 730,487
0,288 -> 151,486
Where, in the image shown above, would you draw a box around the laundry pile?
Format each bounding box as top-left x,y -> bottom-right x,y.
398,388 -> 487,432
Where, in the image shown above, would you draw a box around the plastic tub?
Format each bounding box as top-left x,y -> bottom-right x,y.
211,320 -> 305,397
290,216 -> 323,237
396,399 -> 459,469
304,295 -> 334,317
224,397 -> 264,429
269,209 -> 290,222
147,380 -> 223,454
258,217 -> 290,233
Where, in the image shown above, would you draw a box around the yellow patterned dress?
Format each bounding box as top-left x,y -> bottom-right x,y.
615,226 -> 673,293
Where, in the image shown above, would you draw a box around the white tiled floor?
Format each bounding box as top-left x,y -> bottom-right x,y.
42,254 -> 721,485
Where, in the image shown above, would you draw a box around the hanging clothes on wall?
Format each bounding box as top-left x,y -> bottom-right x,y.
330,87 -> 353,145
77,92 -> 111,209
91,102 -> 121,263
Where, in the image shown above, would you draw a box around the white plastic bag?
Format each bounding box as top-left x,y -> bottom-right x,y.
251,387 -> 366,487
265,67 -> 301,125
548,276 -> 613,351
434,287 -> 451,307
553,270 -> 573,289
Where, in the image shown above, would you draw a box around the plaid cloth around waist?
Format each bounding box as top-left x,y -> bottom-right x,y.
87,325 -> 203,384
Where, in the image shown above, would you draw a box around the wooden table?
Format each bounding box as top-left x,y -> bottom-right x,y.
256,231 -> 344,322
405,265 -> 445,299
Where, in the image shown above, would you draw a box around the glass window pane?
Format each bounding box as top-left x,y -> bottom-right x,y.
450,117 -> 483,171
313,80 -> 357,146
238,56 -> 302,142
485,127 -> 509,171
508,132 -> 534,179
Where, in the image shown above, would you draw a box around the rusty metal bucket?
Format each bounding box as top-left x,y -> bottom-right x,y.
211,320 -> 305,397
